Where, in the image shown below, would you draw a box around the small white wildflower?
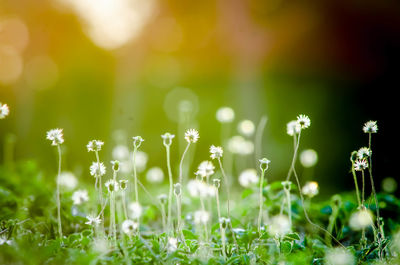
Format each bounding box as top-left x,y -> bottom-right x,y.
357,147 -> 371,159
158,194 -> 168,204
112,145 -> 130,160
72,189 -> 89,205
287,120 -> 301,136
216,107 -> 235,123
85,215 -> 101,226
132,136 -> 144,148
354,159 -> 368,171
238,169 -> 259,188
363,120 -> 378,134
349,209 -> 374,231
0,103 -> 10,119
129,202 -> 143,219
184,129 -> 199,143
161,133 -> 175,146
58,171 -> 78,190
174,183 -> 182,196
105,179 -> 119,193
297,114 -> 311,129
197,161 -> 215,177
302,181 -> 319,198
259,158 -> 271,171
213,178 -> 221,189
325,248 -> 355,265
0,235 -> 12,245
90,162 -> 106,177
238,120 -> 255,136
210,145 -> 223,159
219,217 -> 231,229
167,237 -> 178,252
146,167 -> 164,183
121,219 -> 138,235
267,215 -> 291,237
87,140 -> 104,152
111,160 -> 120,172
228,136 -> 254,155
46,128 -> 64,145
194,210 -> 210,225
119,179 -> 128,190
300,149 -> 318,168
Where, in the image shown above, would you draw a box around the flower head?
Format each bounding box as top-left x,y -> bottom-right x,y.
167,237 -> 178,252
287,120 -> 301,136
146,167 -> 164,183
111,160 -> 120,172
216,107 -> 235,123
161,133 -> 175,146
349,209 -> 374,231
302,181 -> 319,198
213,178 -> 221,189
357,147 -> 371,159
296,114 -> 311,129
238,169 -> 259,188
119,179 -> 128,190
363,120 -> 378,133
187,180 -> 215,198
0,103 -> 10,119
238,120 -> 255,136
72,189 -> 89,205
105,179 -> 119,192
210,145 -> 223,159
132,136 -> 144,148
354,159 -> 368,171
184,129 -> 199,143
300,149 -> 318,168
174,183 -> 182,196
267,215 -> 291,237
129,202 -> 143,219
85,215 -> 101,226
46,128 -> 64,146
259,158 -> 271,171
194,210 -> 210,225
196,161 -> 215,177
58,171 -> 78,190
90,162 -> 106,177
87,140 -> 104,152
158,194 -> 168,204
121,219 -> 138,235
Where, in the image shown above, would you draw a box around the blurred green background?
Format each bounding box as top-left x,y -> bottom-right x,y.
1,0 -> 398,197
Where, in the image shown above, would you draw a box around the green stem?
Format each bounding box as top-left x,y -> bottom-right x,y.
217,157 -> 231,219
257,168 -> 266,234
165,145 -> 174,235
179,143 -> 191,185
351,165 -> 362,207
215,188 -> 226,260
56,144 -> 62,238
286,131 -> 301,182
161,203 -> 167,233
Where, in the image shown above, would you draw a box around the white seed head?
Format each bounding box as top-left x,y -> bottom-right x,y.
58,171 -> 78,190
128,202 -> 143,219
353,159 -> 368,171
210,145 -> 223,159
161,132 -> 175,146
300,149 -> 318,168
196,161 -> 215,177
363,120 -> 378,134
238,120 -> 255,136
238,169 -> 259,188
325,248 -> 355,265
184,129 -> 199,143
72,189 -> 89,205
85,214 -> 102,226
296,114 -> 311,129
167,237 -> 178,252
349,209 -> 374,231
267,215 -> 291,237
302,181 -> 319,198
105,179 -> 119,193
146,167 -> 164,183
0,103 -> 10,119
259,158 -> 271,171
228,136 -> 254,155
194,210 -> 210,225
216,107 -> 235,123
119,179 -> 129,190
357,147 -> 371,159
286,120 -> 301,136
87,140 -> 104,152
121,219 -> 138,235
132,136 -> 144,148
46,128 -> 64,146
90,162 -> 106,177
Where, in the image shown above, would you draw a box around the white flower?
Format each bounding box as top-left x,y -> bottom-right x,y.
132,136 -> 144,148
174,183 -> 182,196
111,160 -> 120,172
210,145 -> 223,159
196,161 -> 215,177
238,169 -> 259,187
184,129 -> 199,143
0,235 -> 12,245
87,140 -> 104,152
119,179 -> 128,190
0,103 -> 10,119
58,171 -> 78,190
238,120 -> 255,136
105,179 -> 119,192
325,248 -> 355,265
219,217 -> 231,229
267,215 -> 291,237
357,147 -> 371,159
167,237 -> 178,252
363,120 -> 378,134
72,189 -> 89,205
228,136 -> 254,155
302,181 -> 319,198
46,128 -> 64,145
354,159 -> 368,171
158,194 -> 168,204
129,202 -> 143,219
85,215 -> 101,226
296,114 -> 311,129
300,149 -> 318,168
133,151 -> 148,172
194,210 -> 210,225
146,167 -> 164,183
112,145 -> 130,160
90,162 -> 106,177
287,120 -> 301,136
259,158 -> 271,171
216,107 -> 235,123
161,133 -> 175,146
349,209 -> 374,231
121,219 -> 138,235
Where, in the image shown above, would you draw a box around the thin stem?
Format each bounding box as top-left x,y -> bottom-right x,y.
351,165 -> 362,207
179,143 -> 191,185
95,151 -> 104,229
175,194 -> 188,249
199,195 -> 208,242
255,116 -> 268,166
161,203 -> 167,233
361,170 -> 365,206
122,192 -> 128,219
217,157 -> 231,219
286,131 -> 301,182
257,168 -> 266,234
283,184 -> 292,229
56,144 -> 62,238
133,147 -> 139,202
215,188 -> 226,259
165,145 -> 174,234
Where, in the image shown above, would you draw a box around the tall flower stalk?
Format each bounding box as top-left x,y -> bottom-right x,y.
174,183 -> 187,249
132,136 -> 144,203
158,194 -> 168,233
161,133 -> 175,234
281,181 -> 292,229
350,151 -> 362,208
46,128 -> 64,238
213,178 -> 227,260
179,129 -> 199,185
258,158 -> 271,234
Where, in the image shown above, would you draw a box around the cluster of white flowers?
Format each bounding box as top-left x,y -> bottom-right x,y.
238,169 -> 259,187
196,161 -> 215,177
349,209 -> 374,231
363,120 -> 378,134
72,189 -> 89,205
87,140 -> 104,152
187,180 -> 215,198
228,136 -> 254,155
146,167 -> 164,183
184,129 -> 199,143
46,128 -> 64,146
302,181 -> 319,198
129,202 -> 143,219
286,114 -> 311,136
300,149 -> 318,168
0,102 -> 10,119
216,107 -> 235,123
194,210 -> 210,225
90,162 -> 106,177
121,219 -> 138,235
210,145 -> 223,159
